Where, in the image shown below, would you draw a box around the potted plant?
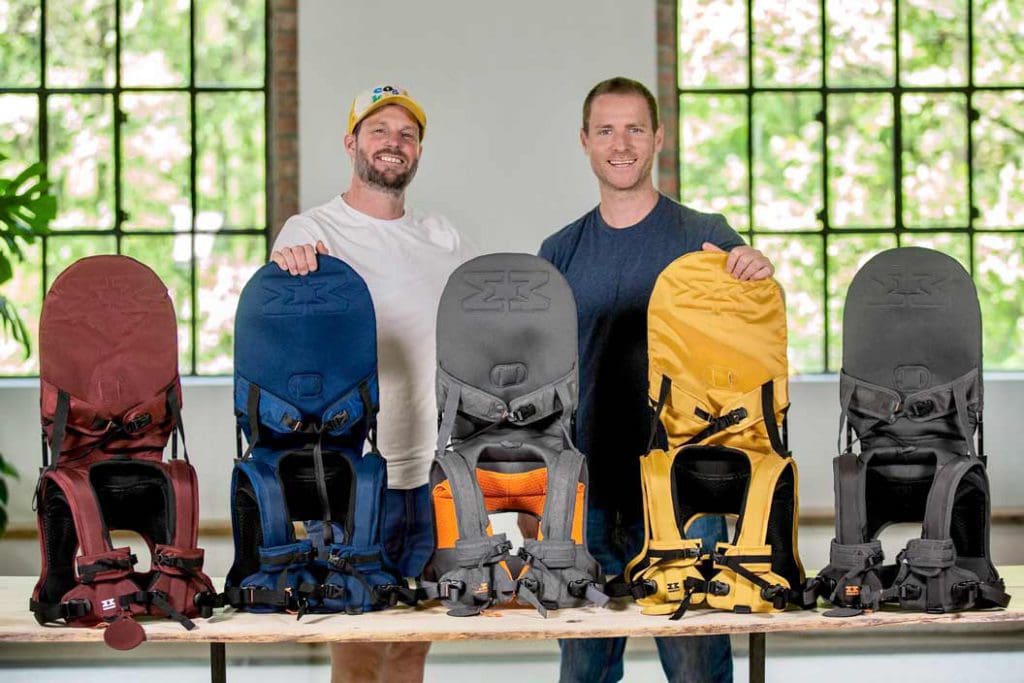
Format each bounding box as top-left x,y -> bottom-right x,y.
0,153 -> 56,535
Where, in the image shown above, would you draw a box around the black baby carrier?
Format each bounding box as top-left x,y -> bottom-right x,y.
422,253 -> 607,616
807,247 -> 1009,614
225,256 -> 405,616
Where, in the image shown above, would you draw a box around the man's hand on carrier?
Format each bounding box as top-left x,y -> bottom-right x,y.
702,243 -> 774,281
271,241 -> 329,275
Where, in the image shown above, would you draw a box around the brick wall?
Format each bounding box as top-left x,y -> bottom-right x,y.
655,0 -> 679,200
269,0 -> 299,242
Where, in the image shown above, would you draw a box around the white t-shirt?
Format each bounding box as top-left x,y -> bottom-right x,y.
272,195 -> 477,489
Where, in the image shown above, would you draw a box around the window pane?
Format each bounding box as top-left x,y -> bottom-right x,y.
0,94 -> 39,180
900,232 -> 969,269
678,0 -> 747,88
681,94 -> 748,230
121,93 -> 191,230
46,0 -> 115,87
975,234 -> 1024,369
900,0 -> 968,86
196,92 -> 266,229
974,0 -> 1024,86
901,93 -> 968,228
754,234 -> 825,373
195,0 -> 265,87
196,235 -> 264,374
122,236 -> 192,373
45,235 -> 117,290
0,242 -> 41,375
828,94 -> 894,228
753,93 -> 822,231
973,91 -> 1024,229
826,0 -> 895,86
120,0 -> 190,87
0,0 -> 41,87
48,95 -> 115,230
752,0 -> 821,86
828,233 -> 898,370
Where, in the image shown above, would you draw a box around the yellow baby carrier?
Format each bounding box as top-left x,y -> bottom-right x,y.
623,252 -> 809,618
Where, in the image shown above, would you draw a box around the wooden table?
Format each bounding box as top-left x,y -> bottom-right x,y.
2,569 -> 1021,682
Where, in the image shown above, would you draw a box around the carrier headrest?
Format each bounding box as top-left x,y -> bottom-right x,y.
843,247 -> 981,391
234,256 -> 379,421
436,253 -> 578,409
39,255 -> 180,417
647,252 -> 788,409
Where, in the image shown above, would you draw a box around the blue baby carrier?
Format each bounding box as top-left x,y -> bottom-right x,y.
225,256 -> 405,615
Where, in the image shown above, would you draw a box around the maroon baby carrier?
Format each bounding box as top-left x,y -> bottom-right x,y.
30,255 -> 216,650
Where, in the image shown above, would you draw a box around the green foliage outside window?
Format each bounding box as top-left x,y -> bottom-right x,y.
677,0 -> 1024,373
0,0 -> 268,376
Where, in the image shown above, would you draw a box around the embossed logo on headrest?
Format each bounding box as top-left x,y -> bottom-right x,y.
867,270 -> 949,309
262,279 -> 351,316
490,362 -> 528,387
894,365 -> 931,391
461,270 -> 550,312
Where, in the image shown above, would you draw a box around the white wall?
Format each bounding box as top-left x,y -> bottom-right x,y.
295,0 -> 657,250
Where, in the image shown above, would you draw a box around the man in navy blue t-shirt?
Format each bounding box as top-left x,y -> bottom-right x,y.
533,77 -> 775,683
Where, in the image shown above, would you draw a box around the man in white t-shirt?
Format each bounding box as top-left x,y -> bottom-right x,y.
271,84 -> 475,683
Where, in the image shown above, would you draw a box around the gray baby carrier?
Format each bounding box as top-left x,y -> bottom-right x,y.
806,247 -> 1009,614
422,253 -> 607,617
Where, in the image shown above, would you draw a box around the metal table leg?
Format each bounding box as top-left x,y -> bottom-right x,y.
749,632 -> 766,683
211,642 -> 226,683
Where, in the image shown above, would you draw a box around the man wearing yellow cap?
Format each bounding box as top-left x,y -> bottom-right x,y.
271,84 -> 476,683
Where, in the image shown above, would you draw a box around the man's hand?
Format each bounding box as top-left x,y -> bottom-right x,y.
702,242 -> 774,281
518,512 -> 539,540
270,240 -> 329,275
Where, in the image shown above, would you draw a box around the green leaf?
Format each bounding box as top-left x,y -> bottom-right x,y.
0,296 -> 31,356
0,255 -> 11,286
0,453 -> 18,479
0,476 -> 7,506
0,505 -> 7,538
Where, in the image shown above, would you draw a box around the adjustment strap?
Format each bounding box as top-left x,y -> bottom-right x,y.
668,576 -> 709,621
436,384 -> 461,456
358,381 -> 379,453
244,382 -> 261,458
30,598 -> 91,624
312,435 -> 334,543
46,390 -> 71,467
714,553 -> 787,605
166,387 -> 190,463
224,586 -> 294,609
684,406 -> 749,446
761,381 -> 788,457
148,592 -> 197,631
646,375 -> 671,451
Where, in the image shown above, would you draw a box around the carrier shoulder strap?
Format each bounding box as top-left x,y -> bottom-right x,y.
166,386 -> 190,463
166,459 -> 199,548
436,449 -> 489,541
45,468 -> 111,557
538,448 -> 584,542
43,390 -> 72,468
833,451 -> 869,544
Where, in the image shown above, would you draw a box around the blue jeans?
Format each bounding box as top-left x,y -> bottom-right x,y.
559,508 -> 733,683
382,484 -> 435,578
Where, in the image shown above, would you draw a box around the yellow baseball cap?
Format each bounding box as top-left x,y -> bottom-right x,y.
347,84 -> 427,139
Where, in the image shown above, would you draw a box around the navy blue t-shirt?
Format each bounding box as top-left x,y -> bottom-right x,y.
540,194 -> 744,519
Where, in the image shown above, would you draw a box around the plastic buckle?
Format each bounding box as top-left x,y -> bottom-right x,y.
708,580 -> 731,597
897,583 -> 922,601
439,579 -> 465,600
123,413 -> 153,434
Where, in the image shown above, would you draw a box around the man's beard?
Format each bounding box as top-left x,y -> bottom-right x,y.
354,146 -> 419,196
